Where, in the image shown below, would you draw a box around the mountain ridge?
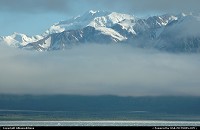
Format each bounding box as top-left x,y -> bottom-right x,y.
1,10 -> 200,52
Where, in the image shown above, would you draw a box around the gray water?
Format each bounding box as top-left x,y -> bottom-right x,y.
0,121 -> 200,126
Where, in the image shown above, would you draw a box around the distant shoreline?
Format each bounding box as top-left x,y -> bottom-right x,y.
1,120 -> 200,126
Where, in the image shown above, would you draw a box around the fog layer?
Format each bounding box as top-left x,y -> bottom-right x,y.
0,44 -> 200,96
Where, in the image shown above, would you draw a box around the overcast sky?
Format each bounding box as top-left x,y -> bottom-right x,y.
0,0 -> 199,36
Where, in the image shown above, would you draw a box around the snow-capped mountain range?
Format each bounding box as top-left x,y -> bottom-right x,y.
1,10 -> 200,52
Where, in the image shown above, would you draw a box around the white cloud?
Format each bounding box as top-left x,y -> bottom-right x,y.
0,44 -> 200,96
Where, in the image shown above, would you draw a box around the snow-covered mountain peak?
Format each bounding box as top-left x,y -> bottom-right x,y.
88,12 -> 134,28
89,10 -> 96,14
0,32 -> 43,47
88,10 -> 100,14
11,32 -> 31,41
2,11 -> 200,52
1,33 -> 30,46
43,10 -> 110,35
87,10 -> 109,16
45,10 -> 135,35
87,10 -> 110,17
160,14 -> 178,22
145,14 -> 178,29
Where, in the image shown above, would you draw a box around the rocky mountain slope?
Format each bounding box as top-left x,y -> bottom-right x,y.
1,10 -> 200,52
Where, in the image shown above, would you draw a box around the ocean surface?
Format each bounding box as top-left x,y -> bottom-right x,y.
0,121 -> 200,126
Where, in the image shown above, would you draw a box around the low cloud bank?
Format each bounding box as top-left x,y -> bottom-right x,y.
0,44 -> 200,96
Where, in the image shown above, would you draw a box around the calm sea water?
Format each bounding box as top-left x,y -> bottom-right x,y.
0,121 -> 200,126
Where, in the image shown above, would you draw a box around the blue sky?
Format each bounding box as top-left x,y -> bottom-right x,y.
0,0 -> 199,36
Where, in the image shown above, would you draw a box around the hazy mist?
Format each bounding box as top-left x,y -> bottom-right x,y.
0,43 -> 200,96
